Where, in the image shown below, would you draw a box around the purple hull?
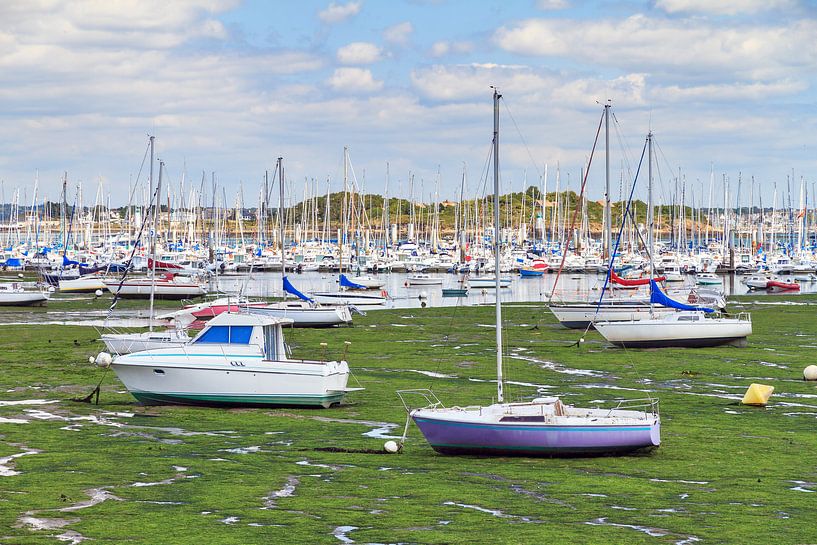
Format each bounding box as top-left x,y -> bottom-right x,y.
413,415 -> 660,456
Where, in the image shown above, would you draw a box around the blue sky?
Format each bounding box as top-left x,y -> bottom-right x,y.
1,0 -> 815,209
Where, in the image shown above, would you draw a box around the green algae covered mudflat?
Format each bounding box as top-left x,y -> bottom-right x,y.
1,294 -> 816,544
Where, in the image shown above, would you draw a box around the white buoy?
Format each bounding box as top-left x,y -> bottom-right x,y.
804,365 -> 817,381
383,440 -> 400,453
88,356 -> 95,364
17,273 -> 23,278
94,352 -> 113,368
94,289 -> 103,297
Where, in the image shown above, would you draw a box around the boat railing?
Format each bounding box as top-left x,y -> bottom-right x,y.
735,312 -> 751,322
609,397 -> 660,417
396,389 -> 445,412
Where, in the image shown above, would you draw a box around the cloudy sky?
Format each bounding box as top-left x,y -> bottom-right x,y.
1,0 -> 815,209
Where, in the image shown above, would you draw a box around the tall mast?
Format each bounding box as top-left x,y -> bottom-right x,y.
148,156 -> 162,333
277,157 -> 285,280
604,102 -> 611,261
647,131 -> 654,268
492,87 -> 504,404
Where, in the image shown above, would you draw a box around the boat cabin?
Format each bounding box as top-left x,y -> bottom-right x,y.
190,312 -> 292,360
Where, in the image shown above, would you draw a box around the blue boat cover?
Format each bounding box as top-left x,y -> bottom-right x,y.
283,276 -> 314,302
339,274 -> 366,290
62,255 -> 80,267
650,280 -> 714,313
2,258 -> 22,268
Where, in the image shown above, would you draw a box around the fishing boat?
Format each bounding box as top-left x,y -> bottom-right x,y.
399,90 -> 660,457
0,282 -> 50,306
406,273 -> 444,286
108,312 -> 359,407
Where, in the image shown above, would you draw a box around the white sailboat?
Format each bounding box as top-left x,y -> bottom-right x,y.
0,282 -> 50,306
399,89 -> 660,457
245,158 -> 354,327
593,133 -> 752,349
101,141 -> 195,354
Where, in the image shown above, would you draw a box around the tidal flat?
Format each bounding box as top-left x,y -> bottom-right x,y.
1,294 -> 816,544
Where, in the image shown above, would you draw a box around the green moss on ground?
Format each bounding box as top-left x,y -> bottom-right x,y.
1,295 -> 816,544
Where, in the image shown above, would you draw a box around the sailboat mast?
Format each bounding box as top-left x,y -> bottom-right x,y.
277,157 -> 285,281
604,102 -> 611,261
149,157 -> 162,333
647,131 -> 654,268
492,87 -> 504,404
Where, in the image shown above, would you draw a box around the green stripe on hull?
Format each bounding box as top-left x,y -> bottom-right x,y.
131,391 -> 345,408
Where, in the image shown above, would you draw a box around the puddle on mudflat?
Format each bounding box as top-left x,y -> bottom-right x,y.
406,369 -> 457,379
0,416 -> 28,424
0,399 -> 59,407
443,501 -> 535,522
60,489 -> 122,512
262,476 -> 299,509
789,480 -> 815,493
296,460 -> 344,471
17,515 -> 79,530
222,446 -> 263,454
650,479 -> 710,485
0,447 -> 41,477
333,525 -> 358,543
220,516 -> 240,525
585,517 -> 668,538
311,416 -> 401,439
510,354 -> 606,378
56,530 -> 87,544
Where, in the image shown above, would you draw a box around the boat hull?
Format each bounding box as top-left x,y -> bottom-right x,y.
412,414 -> 660,456
594,318 -> 752,348
548,304 -> 676,329
246,305 -> 353,327
311,292 -> 386,306
112,353 -> 350,408
104,281 -> 207,299
0,292 -> 50,306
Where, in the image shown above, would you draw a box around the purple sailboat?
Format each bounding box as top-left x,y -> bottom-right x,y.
398,90 -> 660,457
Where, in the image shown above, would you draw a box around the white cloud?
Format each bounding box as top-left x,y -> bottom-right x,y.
551,74 -> 647,108
537,0 -> 569,9
337,42 -> 382,64
383,21 -> 413,45
494,16 -> 817,81
654,80 -> 807,102
326,67 -> 383,92
411,64 -> 555,101
317,1 -> 361,24
429,40 -> 474,58
655,0 -> 796,15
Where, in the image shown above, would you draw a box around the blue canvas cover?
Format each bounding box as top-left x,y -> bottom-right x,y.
283,276 -> 314,302
339,274 -> 366,290
650,280 -> 714,313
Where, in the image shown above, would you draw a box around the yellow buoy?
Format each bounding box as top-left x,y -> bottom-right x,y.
741,383 -> 774,406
